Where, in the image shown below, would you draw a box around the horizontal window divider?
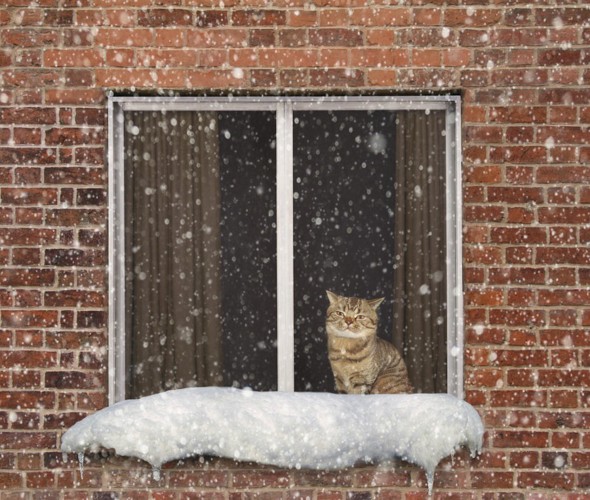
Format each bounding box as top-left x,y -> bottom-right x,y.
114,95 -> 458,113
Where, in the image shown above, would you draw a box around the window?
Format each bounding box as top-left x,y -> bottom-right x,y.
108,96 -> 463,403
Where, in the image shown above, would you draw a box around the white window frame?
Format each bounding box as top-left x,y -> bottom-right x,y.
108,95 -> 463,404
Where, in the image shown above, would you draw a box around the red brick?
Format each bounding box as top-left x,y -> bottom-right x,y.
350,8 -> 410,27
287,10 -> 316,27
487,187 -> 543,204
0,472 -> 22,489
309,68 -> 364,87
471,471 -> 513,489
490,146 -> 547,164
319,9 -> 348,27
44,249 -> 106,267
490,227 -> 546,244
539,207 -> 590,224
549,310 -> 578,327
538,369 -> 590,387
538,410 -> 589,429
44,290 -> 105,307
0,432 -> 57,450
232,471 -> 291,489
0,268 -> 55,287
77,310 -> 107,328
3,28 -> 59,47
552,431 -> 580,447
510,451 -> 539,469
413,8 -> 442,26
465,289 -> 503,307
137,9 -> 193,27
404,27 -> 456,47
495,349 -> 547,367
45,208 -> 104,226
464,206 -> 504,223
0,351 -> 57,369
539,289 -> 590,307
0,390 -> 55,410
0,146 -> 57,164
231,9 -> 286,26
45,371 -> 103,389
548,268 -> 576,286
0,228 -> 57,245
466,327 -> 505,345
507,289 -> 534,307
517,471 -> 575,490
490,107 -> 546,124
45,88 -> 104,105
13,127 -> 43,145
489,267 -> 544,285
366,29 -> 394,46
309,28 -> 363,47
353,470 -> 410,488
187,28 -> 247,48
412,49 -> 441,67
1,187 -> 58,205
44,166 -> 105,185
259,49 -> 318,68
464,246 -> 502,265
44,49 -> 103,67
494,430 -> 549,448
506,369 -> 536,387
350,48 -> 408,67
1,310 -> 59,328
466,368 -> 503,388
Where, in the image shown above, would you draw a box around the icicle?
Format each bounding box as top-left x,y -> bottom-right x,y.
426,469 -> 434,497
152,465 -> 161,481
77,452 -> 85,478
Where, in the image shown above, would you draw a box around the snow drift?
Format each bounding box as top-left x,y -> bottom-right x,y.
61,387 -> 484,494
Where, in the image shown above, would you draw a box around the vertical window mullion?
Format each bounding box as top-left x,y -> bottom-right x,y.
445,100 -> 463,400
276,101 -> 295,392
109,99 -> 127,405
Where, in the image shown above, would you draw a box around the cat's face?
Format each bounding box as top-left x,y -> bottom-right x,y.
325,291 -> 384,338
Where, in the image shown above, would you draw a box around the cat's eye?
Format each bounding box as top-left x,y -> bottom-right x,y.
335,311 -> 344,317
356,314 -> 366,320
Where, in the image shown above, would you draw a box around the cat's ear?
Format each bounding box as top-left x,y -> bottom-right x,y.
367,297 -> 385,310
326,290 -> 339,305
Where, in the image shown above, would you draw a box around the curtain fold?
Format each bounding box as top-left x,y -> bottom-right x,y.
124,111 -> 223,399
392,110 -> 447,393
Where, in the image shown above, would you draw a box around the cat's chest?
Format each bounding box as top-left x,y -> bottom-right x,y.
328,337 -> 374,364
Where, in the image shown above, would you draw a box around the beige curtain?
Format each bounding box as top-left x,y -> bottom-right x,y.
124,111 -> 223,399
392,110 -> 447,393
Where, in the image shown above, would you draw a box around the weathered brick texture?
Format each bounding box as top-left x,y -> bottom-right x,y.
1,0 -> 589,497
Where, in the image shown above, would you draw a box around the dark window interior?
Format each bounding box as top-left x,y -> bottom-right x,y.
219,111 -> 278,391
123,106 -> 447,398
293,111 -> 397,392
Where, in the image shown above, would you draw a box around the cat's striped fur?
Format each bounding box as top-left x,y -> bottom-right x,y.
325,290 -> 413,395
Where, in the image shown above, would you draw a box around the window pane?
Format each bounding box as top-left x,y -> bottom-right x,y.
218,111 -> 278,391
293,110 -> 447,393
124,110 -> 277,398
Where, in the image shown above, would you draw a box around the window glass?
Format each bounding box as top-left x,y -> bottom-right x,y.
293,111 -> 397,392
293,110 -> 447,393
113,98 -> 459,401
123,110 -> 277,398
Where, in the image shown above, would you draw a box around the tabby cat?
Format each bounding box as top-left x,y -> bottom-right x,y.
325,290 -> 413,395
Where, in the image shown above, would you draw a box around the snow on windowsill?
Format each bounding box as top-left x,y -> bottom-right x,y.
61,387 -> 484,495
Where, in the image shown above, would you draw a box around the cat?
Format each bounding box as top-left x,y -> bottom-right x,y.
325,290 -> 413,395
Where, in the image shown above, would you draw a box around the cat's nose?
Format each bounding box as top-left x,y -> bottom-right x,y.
344,317 -> 354,325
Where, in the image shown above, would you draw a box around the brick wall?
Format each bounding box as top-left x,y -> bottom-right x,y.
1,0 -> 589,497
